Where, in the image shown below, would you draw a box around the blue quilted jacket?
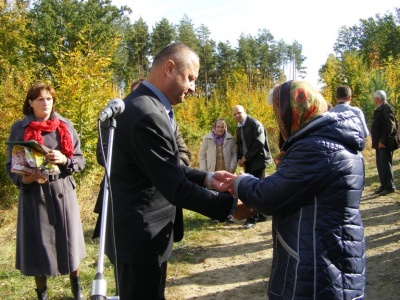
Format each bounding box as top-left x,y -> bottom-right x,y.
237,111 -> 366,300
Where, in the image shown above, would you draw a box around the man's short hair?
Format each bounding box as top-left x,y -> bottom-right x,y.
336,86 -> 352,100
152,42 -> 198,71
374,90 -> 387,101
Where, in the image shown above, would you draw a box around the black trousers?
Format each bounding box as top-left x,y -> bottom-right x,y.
243,165 -> 266,180
376,148 -> 395,190
117,260 -> 167,299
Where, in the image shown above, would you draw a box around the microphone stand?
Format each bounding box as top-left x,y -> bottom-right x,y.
90,118 -> 119,300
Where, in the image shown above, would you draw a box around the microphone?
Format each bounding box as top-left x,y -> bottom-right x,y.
98,98 -> 125,122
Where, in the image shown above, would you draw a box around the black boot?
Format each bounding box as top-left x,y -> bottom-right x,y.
36,288 -> 49,300
70,276 -> 85,300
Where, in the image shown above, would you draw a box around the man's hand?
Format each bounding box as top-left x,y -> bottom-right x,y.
378,141 -> 386,149
237,156 -> 246,167
231,200 -> 257,220
212,171 -> 236,192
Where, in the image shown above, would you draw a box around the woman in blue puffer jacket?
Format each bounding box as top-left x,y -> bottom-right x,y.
227,80 -> 366,299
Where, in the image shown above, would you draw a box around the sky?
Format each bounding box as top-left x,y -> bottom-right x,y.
112,0 -> 398,88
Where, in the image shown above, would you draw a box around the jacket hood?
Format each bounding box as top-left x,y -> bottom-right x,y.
282,110 -> 365,152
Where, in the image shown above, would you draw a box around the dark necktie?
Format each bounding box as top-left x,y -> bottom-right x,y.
168,109 -> 175,129
240,126 -> 248,155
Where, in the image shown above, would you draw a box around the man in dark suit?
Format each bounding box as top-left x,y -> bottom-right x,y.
92,79 -> 191,241
232,105 -> 273,229
371,90 -> 397,196
109,43 -> 236,299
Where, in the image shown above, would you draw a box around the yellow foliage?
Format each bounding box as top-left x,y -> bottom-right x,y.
50,38 -> 120,174
175,74 -> 280,168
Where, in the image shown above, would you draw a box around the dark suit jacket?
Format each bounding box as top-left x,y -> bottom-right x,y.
371,102 -> 397,150
110,84 -> 234,265
92,111 -> 191,241
236,115 -> 273,173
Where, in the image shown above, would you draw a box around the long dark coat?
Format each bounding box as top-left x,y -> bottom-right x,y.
6,112 -> 86,276
371,101 -> 397,150
235,115 -> 273,174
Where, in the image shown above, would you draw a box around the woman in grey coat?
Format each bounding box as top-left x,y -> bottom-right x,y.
199,118 -> 237,223
5,82 -> 86,300
199,118 -> 237,173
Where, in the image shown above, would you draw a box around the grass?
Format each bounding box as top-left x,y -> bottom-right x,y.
0,140 -> 398,299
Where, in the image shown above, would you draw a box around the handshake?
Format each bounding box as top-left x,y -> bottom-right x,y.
209,170 -> 258,221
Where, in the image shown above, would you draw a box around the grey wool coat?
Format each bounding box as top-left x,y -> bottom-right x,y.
6,112 -> 86,276
198,132 -> 237,172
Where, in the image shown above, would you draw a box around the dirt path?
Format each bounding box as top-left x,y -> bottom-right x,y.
165,185 -> 400,299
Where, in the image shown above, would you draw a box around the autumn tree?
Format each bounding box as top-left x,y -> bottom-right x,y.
237,30 -> 303,90
321,8 -> 400,121
177,14 -> 199,51
287,41 -> 307,80
0,0 -> 39,206
196,24 -> 217,98
237,33 -> 259,88
215,41 -> 240,95
123,17 -> 151,85
28,0 -> 129,79
150,18 -> 177,56
50,35 -> 120,176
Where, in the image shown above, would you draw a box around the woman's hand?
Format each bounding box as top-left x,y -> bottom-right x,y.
21,168 -> 47,184
45,149 -> 67,165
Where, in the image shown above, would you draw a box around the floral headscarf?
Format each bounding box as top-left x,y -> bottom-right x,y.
269,80 -> 328,142
212,118 -> 227,145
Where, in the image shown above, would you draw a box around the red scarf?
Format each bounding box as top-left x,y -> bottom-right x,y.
24,118 -> 74,158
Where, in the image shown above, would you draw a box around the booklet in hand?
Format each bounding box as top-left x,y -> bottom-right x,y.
6,140 -> 59,177
5,140 -> 50,155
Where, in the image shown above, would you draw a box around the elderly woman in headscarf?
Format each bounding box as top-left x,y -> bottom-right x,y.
199,118 -> 237,223
222,80 -> 366,299
199,118 -> 237,174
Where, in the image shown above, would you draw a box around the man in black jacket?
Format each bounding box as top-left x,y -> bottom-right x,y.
371,90 -> 397,196
110,43 -> 236,299
232,105 -> 273,228
92,79 -> 191,241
